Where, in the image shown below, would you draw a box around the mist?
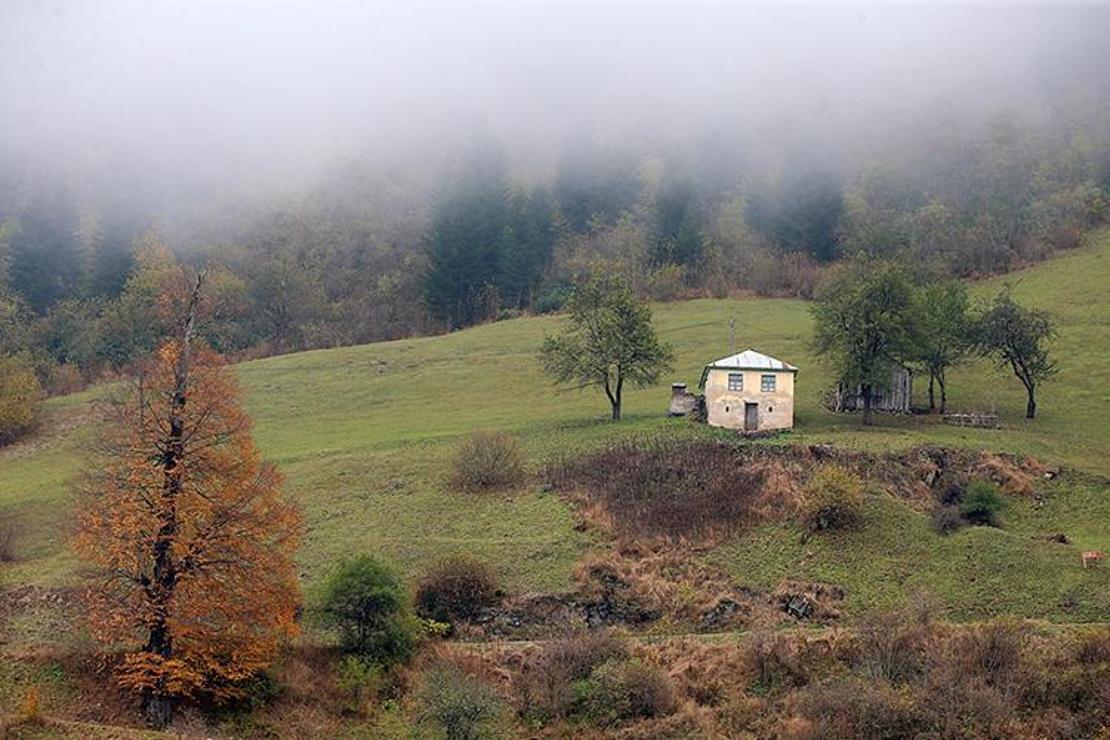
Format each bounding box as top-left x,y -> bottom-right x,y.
3,1 -> 1108,240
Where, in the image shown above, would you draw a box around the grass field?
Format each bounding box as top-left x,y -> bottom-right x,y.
1,231 -> 1108,645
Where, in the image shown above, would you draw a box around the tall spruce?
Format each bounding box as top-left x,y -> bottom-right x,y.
423,141 -> 510,329
499,187 -> 556,310
9,188 -> 83,313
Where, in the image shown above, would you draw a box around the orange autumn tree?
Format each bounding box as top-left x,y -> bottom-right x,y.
74,273 -> 302,727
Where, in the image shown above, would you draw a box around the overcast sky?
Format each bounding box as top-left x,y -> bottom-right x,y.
2,1 -> 1108,217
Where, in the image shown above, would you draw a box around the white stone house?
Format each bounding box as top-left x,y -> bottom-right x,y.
698,349 -> 798,432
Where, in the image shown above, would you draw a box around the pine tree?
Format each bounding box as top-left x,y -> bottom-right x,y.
9,188 -> 83,313
499,187 -> 555,310
423,141 -> 509,328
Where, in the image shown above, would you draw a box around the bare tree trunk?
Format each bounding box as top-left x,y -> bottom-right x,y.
861,383 -> 874,426
1025,384 -> 1036,419
928,374 -> 936,413
938,371 -> 947,415
604,377 -> 619,421
143,273 -> 204,729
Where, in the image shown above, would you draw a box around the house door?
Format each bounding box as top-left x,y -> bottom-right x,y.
744,402 -> 759,431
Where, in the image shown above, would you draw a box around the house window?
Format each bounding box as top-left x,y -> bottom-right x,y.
761,374 -> 776,392
728,373 -> 743,391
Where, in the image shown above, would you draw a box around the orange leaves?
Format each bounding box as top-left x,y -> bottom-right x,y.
74,340 -> 303,704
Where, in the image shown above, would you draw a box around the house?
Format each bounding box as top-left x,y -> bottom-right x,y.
697,349 -> 797,432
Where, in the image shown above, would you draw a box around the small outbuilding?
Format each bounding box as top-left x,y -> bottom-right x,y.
698,349 -> 797,432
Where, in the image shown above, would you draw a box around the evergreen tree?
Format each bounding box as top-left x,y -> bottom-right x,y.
554,143 -> 641,232
499,187 -> 556,310
749,166 -> 844,262
651,173 -> 705,271
423,141 -> 510,328
9,188 -> 83,313
83,214 -> 138,298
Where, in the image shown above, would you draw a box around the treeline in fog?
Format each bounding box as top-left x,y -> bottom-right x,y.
1,106 -> 1108,392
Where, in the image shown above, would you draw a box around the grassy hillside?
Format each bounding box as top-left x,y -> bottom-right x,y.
1,231 -> 1108,641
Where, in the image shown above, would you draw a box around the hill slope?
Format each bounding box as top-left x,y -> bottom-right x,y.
1,231 -> 1108,643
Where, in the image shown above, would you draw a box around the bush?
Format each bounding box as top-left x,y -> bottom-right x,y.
546,439 -> 766,538
931,505 -> 965,535
577,658 -> 676,727
317,555 -> 418,666
43,362 -> 84,396
415,667 -> 508,740
416,556 -> 501,624
451,431 -> 526,492
743,630 -> 811,695
801,465 -> 864,536
514,631 -> 628,723
534,281 -> 573,314
960,480 -> 1004,526
0,356 -> 42,444
855,601 -> 935,683
959,619 -> 1026,690
790,679 -> 921,739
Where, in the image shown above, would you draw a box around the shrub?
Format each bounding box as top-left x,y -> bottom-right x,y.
514,631 -> 628,723
415,667 -> 508,740
335,656 -> 385,714
317,555 -> 417,666
0,355 -> 42,444
960,619 -> 1026,690
577,658 -> 676,726
801,465 -> 864,536
451,431 -> 526,492
855,601 -> 935,683
534,281 -> 573,314
415,556 -> 501,623
790,679 -> 921,739
743,630 -> 811,695
960,480 -> 1004,526
43,362 -> 84,397
546,439 -> 766,539
931,505 -> 965,535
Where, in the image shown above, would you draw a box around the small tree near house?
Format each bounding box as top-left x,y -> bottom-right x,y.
539,274 -> 674,420
811,258 -> 918,426
73,271 -> 303,727
913,280 -> 971,414
974,290 -> 1056,419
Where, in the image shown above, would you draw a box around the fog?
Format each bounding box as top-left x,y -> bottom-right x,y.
2,1 -> 1108,237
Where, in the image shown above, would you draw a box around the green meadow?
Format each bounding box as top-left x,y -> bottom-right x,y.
1,231 -> 1108,639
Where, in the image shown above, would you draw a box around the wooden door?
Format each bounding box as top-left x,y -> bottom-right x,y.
744,402 -> 758,431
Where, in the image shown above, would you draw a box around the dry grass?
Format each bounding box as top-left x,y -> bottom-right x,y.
546,439 -> 785,541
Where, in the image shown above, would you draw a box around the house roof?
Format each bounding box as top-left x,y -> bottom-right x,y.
698,349 -> 798,388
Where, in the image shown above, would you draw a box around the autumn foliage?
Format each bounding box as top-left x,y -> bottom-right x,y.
74,302 -> 302,723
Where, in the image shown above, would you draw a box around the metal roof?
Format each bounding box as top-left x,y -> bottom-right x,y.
698,349 -> 797,388
706,349 -> 797,372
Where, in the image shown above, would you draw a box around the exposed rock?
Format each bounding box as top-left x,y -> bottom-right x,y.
699,597 -> 750,631
772,580 -> 845,622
